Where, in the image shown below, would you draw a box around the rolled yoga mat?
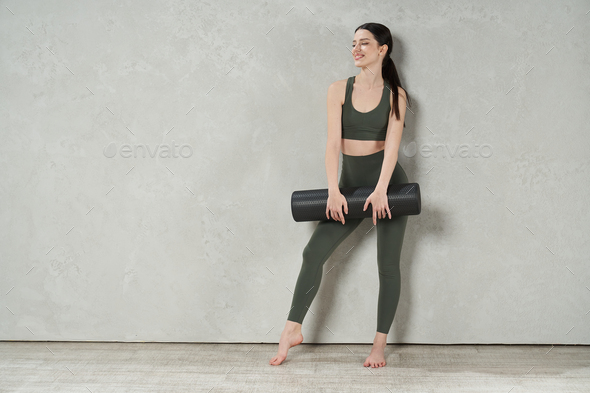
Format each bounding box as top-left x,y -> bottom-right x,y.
291,183 -> 421,222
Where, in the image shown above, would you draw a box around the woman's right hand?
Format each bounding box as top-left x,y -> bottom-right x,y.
326,190 -> 348,224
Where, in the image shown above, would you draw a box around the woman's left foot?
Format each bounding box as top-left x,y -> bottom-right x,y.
363,342 -> 386,368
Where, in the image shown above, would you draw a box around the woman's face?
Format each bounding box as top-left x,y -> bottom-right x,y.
351,29 -> 384,67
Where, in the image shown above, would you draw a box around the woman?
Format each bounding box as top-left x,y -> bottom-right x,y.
270,22 -> 413,368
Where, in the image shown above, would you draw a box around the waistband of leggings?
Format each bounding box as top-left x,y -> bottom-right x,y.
342,149 -> 384,161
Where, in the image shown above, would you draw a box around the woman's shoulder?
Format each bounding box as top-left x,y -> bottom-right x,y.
328,77 -> 351,90
327,78 -> 350,104
386,82 -> 407,99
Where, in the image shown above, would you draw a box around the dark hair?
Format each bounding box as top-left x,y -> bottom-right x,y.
354,23 -> 412,127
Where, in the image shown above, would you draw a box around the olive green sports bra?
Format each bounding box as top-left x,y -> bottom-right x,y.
341,76 -> 391,141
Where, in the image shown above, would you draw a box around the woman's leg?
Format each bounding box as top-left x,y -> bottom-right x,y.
287,217 -> 363,324
375,161 -> 409,334
363,160 -> 409,368
271,217 -> 363,366
375,214 -> 408,334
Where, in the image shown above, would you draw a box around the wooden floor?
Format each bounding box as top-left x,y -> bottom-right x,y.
1,342 -> 589,392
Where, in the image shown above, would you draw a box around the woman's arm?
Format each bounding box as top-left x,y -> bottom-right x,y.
375,86 -> 407,192
324,80 -> 349,223
363,86 -> 407,225
325,80 -> 344,193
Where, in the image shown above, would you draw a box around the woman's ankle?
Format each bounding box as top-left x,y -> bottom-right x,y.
373,332 -> 387,346
285,320 -> 302,333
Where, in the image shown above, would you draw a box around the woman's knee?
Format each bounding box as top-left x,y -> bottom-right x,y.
377,262 -> 400,278
301,242 -> 326,268
301,243 -> 314,262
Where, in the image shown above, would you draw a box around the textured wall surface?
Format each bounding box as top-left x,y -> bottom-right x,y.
1,0 -> 589,344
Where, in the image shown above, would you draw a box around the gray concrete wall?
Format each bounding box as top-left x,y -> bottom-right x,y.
1,0 -> 588,344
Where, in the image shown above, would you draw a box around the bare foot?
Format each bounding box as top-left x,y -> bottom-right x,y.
269,321 -> 304,365
363,340 -> 387,368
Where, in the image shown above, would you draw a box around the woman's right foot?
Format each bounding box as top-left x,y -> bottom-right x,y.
269,321 -> 303,365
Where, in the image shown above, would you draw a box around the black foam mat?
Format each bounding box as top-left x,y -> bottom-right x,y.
291,183 -> 421,222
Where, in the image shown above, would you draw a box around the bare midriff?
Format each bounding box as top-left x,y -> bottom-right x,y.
341,139 -> 385,156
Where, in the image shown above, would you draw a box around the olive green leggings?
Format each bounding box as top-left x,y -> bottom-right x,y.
287,149 -> 408,334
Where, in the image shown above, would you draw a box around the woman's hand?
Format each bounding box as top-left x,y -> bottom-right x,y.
363,187 -> 391,226
326,190 -> 348,224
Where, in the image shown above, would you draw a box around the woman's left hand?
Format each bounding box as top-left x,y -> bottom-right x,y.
363,187 -> 391,226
